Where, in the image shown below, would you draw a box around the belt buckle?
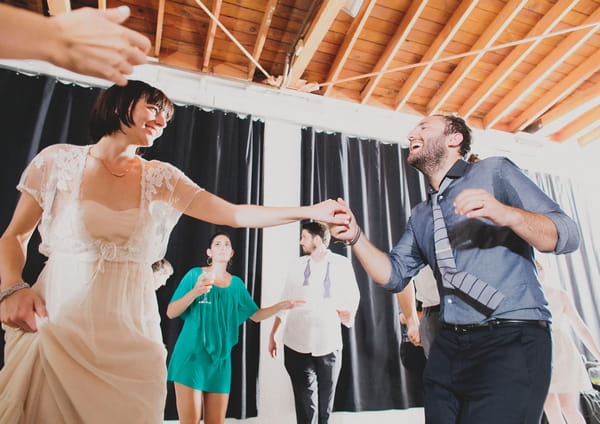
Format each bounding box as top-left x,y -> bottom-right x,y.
454,324 -> 471,333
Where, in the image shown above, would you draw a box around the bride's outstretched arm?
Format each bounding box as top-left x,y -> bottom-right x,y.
183,190 -> 351,228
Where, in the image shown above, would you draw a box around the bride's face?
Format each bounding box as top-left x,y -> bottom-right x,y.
122,100 -> 168,147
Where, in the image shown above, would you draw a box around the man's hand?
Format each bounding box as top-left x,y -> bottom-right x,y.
268,334 -> 278,358
453,188 -> 510,225
454,188 -> 559,252
337,309 -> 353,327
400,311 -> 422,346
405,318 -> 422,347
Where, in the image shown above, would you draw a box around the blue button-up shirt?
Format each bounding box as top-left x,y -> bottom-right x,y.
383,157 -> 580,325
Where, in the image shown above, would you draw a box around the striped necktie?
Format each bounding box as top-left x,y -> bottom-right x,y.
432,178 -> 504,316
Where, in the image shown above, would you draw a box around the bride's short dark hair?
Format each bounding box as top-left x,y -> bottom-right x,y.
89,80 -> 174,141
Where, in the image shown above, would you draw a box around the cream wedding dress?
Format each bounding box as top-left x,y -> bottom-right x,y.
0,144 -> 203,423
546,286 -> 593,394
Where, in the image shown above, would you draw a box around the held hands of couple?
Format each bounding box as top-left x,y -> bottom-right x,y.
313,199 -> 351,226
0,288 -> 48,333
329,198 -> 360,244
49,6 -> 151,86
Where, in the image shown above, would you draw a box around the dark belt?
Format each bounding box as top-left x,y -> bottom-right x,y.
422,304 -> 440,313
441,319 -> 549,333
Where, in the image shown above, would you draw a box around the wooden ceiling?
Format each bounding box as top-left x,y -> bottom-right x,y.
13,0 -> 600,145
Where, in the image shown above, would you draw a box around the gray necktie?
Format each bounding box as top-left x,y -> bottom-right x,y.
303,259 -> 332,298
432,178 -> 504,316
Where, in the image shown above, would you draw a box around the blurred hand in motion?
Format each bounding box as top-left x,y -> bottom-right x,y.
50,6 -> 151,85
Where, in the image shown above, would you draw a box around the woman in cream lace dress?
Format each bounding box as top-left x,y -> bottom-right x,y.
0,80 -> 348,424
538,261 -> 600,424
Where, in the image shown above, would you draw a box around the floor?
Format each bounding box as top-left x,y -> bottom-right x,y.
164,407 -> 426,423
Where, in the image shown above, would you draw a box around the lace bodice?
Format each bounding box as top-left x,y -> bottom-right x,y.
17,144 -> 204,264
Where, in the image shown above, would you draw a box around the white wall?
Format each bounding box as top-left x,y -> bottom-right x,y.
255,120 -> 302,424
2,59 -> 596,423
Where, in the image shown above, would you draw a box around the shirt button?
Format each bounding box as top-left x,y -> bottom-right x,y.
447,299 -> 453,304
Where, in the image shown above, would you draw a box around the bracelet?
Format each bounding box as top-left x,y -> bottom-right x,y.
344,226 -> 362,247
0,282 -> 30,303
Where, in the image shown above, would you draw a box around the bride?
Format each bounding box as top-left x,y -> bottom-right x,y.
0,80 -> 349,423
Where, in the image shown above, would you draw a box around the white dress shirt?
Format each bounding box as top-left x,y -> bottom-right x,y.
413,266 -> 439,308
278,250 -> 360,356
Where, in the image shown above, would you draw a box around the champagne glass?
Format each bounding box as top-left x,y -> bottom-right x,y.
590,365 -> 600,388
198,270 -> 214,304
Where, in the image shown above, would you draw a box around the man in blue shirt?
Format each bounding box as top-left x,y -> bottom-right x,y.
331,114 -> 580,424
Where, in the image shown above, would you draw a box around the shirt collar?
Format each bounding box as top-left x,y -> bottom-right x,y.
305,249 -> 331,262
427,159 -> 469,196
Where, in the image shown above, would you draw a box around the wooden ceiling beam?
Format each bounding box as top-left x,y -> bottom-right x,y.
359,0 -> 427,103
484,7 -> 600,130
393,0 -> 479,111
247,0 -> 278,79
203,0 -> 223,73
549,105 -> 600,142
154,0 -> 166,57
286,0 -> 346,87
508,48 -> 600,133
47,0 -> 71,15
426,0 -> 527,115
577,125 -> 600,147
323,0 -> 376,96
458,0 -> 578,119
537,82 -> 600,135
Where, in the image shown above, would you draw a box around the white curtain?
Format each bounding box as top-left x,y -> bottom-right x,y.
528,171 -> 600,360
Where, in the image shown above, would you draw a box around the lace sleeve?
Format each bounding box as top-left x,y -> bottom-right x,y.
144,161 -> 205,260
16,144 -> 75,208
144,161 -> 205,211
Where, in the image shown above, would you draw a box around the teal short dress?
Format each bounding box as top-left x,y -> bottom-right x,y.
167,267 -> 259,393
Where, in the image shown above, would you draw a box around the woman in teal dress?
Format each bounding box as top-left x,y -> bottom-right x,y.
167,232 -> 303,424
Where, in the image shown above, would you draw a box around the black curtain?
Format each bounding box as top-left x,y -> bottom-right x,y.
0,68 -> 264,420
301,128 -> 426,411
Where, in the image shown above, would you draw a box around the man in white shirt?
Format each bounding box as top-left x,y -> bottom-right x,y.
269,221 -> 360,424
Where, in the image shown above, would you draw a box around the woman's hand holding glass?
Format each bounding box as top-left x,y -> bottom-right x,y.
195,271 -> 214,304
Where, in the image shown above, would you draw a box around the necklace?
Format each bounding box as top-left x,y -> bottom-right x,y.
88,151 -> 134,178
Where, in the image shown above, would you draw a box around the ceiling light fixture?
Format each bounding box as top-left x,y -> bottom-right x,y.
342,0 -> 363,17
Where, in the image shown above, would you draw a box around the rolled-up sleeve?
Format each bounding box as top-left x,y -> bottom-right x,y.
499,157 -> 580,255
383,219 -> 425,293
545,211 -> 580,254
